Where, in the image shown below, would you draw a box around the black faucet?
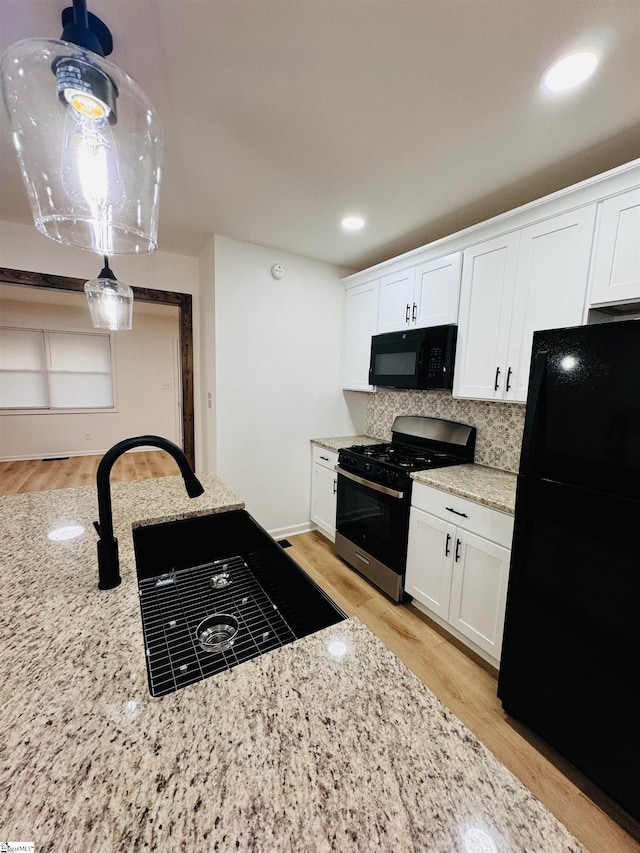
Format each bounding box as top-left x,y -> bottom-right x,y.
94,435 -> 205,589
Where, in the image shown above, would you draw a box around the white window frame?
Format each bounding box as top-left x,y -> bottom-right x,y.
0,326 -> 119,415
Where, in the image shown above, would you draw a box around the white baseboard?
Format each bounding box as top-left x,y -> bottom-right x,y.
268,521 -> 314,541
0,446 -> 152,463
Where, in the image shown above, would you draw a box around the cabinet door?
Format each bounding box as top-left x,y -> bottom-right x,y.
311,463 -> 337,540
413,252 -> 462,328
590,187 -> 640,306
448,530 -> 510,660
377,268 -> 416,333
405,508 -> 455,619
343,280 -> 379,391
453,232 -> 520,400
505,205 -> 596,402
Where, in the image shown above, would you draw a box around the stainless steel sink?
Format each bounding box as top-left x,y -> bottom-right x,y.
133,510 -> 346,696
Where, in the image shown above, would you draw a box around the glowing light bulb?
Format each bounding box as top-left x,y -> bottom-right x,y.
60,107 -> 125,254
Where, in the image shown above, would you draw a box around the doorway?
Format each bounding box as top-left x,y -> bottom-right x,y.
0,266 -> 196,468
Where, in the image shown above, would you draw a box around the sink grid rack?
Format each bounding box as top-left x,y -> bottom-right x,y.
138,554 -> 297,696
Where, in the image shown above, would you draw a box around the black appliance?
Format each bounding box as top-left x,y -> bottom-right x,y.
498,320 -> 640,823
369,325 -> 457,390
335,415 -> 476,602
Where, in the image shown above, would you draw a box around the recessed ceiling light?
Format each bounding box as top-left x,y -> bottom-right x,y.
341,215 -> 365,231
541,50 -> 599,93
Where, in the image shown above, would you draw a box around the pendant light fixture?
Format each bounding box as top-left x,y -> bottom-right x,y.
1,0 -> 163,255
84,257 -> 133,331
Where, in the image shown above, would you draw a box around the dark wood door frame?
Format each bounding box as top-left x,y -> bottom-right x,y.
0,266 -> 196,469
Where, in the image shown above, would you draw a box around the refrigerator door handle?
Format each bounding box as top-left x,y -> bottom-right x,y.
520,350 -> 548,474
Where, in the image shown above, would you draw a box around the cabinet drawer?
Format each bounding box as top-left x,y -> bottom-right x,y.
312,446 -> 339,471
411,482 -> 514,549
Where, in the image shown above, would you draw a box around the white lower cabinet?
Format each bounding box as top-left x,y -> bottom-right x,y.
405,483 -> 513,666
310,446 -> 339,540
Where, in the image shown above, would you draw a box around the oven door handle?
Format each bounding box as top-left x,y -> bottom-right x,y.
335,466 -> 405,499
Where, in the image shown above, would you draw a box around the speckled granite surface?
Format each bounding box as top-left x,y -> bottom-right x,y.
412,464 -> 518,515
311,434 -> 385,452
0,476 -> 583,851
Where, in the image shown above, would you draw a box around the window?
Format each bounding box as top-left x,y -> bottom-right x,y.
0,327 -> 115,411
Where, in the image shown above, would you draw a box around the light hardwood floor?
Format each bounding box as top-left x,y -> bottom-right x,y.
0,450 -> 180,495
2,454 -> 639,851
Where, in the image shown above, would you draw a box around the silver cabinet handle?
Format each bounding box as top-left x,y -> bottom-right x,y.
335,466 -> 404,499
412,302 -> 417,322
405,303 -> 411,323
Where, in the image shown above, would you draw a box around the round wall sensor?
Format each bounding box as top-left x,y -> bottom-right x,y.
271,264 -> 285,280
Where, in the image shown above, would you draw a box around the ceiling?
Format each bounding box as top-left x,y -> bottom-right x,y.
1,1 -> 639,272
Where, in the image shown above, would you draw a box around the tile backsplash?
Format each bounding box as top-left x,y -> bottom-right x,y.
366,390 -> 525,473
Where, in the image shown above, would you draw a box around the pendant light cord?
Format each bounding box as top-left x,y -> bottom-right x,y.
73,0 -> 89,29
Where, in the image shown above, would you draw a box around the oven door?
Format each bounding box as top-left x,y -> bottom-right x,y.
335,466 -> 410,585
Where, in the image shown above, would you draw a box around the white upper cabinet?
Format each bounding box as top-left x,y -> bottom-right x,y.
589,187 -> 640,307
414,253 -> 462,328
454,205 -> 596,403
377,268 -> 416,333
342,161 -> 640,398
454,233 -> 520,401
505,205 -> 596,401
377,252 -> 462,334
342,279 -> 379,392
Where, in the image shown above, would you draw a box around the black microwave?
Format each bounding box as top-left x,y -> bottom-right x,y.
369,325 -> 457,390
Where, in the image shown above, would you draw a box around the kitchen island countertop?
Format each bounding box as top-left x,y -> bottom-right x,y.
0,474 -> 582,851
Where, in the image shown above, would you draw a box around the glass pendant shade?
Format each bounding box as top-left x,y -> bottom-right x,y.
1,38 -> 162,254
85,260 -> 133,330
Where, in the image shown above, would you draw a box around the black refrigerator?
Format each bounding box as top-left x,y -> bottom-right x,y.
498,320 -> 640,822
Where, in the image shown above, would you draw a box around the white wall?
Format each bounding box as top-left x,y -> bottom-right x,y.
0,219 -> 204,465
197,237 -> 217,473
212,235 -> 367,537
1,290 -> 180,459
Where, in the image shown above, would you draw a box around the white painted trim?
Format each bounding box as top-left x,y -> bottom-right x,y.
342,158 -> 640,288
0,446 -> 156,462
269,521 -> 314,540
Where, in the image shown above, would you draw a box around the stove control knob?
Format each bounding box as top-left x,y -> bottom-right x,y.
364,462 -> 371,473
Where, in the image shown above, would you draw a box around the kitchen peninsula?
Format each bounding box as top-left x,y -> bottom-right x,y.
0,476 -> 584,851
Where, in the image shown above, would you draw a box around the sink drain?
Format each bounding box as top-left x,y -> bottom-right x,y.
209,572 -> 232,589
196,613 -> 238,653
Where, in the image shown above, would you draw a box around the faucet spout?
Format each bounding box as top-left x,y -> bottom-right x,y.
95,435 -> 204,589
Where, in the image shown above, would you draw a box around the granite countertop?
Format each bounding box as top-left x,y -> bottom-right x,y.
311,434 -> 386,452
0,475 -> 582,851
412,464 -> 518,515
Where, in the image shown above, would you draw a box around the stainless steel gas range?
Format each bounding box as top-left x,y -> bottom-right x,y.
334,415 -> 476,602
